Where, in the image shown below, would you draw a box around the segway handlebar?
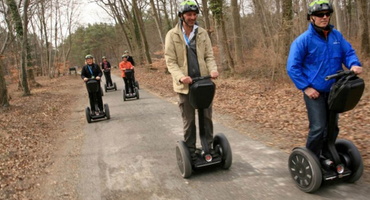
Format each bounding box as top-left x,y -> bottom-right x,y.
325,70 -> 355,81
192,75 -> 212,83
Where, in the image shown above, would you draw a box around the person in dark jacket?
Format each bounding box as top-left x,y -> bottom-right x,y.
286,0 -> 363,159
124,50 -> 137,86
101,56 -> 113,87
81,54 -> 104,115
124,50 -> 135,66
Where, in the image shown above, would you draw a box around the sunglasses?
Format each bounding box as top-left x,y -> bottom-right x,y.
313,12 -> 331,17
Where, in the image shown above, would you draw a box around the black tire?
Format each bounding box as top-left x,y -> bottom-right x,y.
288,147 -> 322,193
85,107 -> 92,123
104,84 -> 107,92
213,133 -> 232,169
176,141 -> 192,178
114,83 -> 117,91
136,88 -> 140,99
335,139 -> 363,183
123,90 -> 126,101
104,104 -> 110,120
135,81 -> 139,89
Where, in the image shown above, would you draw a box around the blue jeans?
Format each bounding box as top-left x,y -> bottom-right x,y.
304,92 -> 338,158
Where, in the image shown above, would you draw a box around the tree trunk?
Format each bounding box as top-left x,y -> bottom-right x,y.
160,0 -> 173,32
201,0 -> 211,36
209,0 -> 234,73
0,57 -> 10,107
120,0 -> 141,63
6,0 -> 30,95
132,0 -> 152,65
21,0 -> 31,95
0,4 -> 11,107
150,0 -> 164,50
333,0 -> 343,32
40,0 -> 50,77
281,0 -> 293,57
106,0 -> 133,55
358,0 -> 370,56
54,0 -> 59,77
231,0 -> 243,65
252,0 -> 271,47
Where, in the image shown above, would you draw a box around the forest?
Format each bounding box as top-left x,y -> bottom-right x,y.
1,1 -> 370,198
0,0 -> 369,108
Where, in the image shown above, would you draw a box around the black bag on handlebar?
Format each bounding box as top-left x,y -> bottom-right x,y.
328,74 -> 365,113
125,69 -> 134,79
189,79 -> 215,109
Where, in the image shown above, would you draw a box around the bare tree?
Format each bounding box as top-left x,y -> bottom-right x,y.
281,0 -> 293,57
209,0 -> 234,73
159,0 -> 173,32
231,0 -> 243,65
132,0 -> 152,65
333,0 -> 343,32
358,0 -> 370,57
200,0 -> 211,36
150,0 -> 164,49
0,1 -> 11,107
6,0 -> 31,95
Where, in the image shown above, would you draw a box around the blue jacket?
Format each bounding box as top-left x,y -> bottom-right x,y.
287,23 -> 361,92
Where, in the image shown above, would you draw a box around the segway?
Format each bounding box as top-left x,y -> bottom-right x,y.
85,78 -> 110,123
288,70 -> 365,193
176,76 -> 232,178
104,82 -> 117,92
104,72 -> 117,92
123,69 -> 139,101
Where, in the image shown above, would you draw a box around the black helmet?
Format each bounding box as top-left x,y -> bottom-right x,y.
307,0 -> 334,20
85,54 -> 94,59
178,0 -> 199,17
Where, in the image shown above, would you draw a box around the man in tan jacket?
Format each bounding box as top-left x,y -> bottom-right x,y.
165,0 -> 219,161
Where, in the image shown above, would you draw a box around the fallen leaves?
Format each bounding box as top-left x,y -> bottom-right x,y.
135,63 -> 370,180
0,75 -> 82,199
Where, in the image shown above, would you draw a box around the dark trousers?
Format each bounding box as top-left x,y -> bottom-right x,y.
88,89 -> 103,112
178,93 -> 213,153
123,77 -> 134,94
104,71 -> 113,86
304,92 -> 339,158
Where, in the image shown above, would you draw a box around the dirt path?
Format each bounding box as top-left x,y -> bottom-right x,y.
1,69 -> 369,199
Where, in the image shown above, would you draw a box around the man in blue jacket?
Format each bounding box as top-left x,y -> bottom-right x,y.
286,0 -> 362,159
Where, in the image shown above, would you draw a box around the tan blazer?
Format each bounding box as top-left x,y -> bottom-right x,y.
165,23 -> 218,94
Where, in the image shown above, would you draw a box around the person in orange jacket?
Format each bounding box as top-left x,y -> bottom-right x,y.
119,54 -> 135,96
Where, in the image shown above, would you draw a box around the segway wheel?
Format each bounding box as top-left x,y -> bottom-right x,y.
136,81 -> 139,89
335,139 -> 363,183
288,147 -> 322,193
136,88 -> 140,99
105,84 -> 107,92
85,107 -> 92,123
114,83 -> 117,91
176,141 -> 192,178
123,90 -> 126,101
213,133 -> 232,169
104,104 -> 110,120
